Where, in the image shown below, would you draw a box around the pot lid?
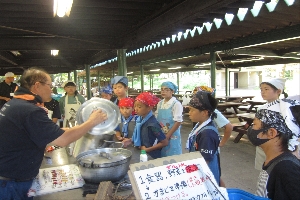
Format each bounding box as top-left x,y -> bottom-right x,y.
76,98 -> 120,135
77,148 -> 132,168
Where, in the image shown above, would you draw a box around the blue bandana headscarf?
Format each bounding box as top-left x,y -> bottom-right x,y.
100,85 -> 113,94
161,81 -> 178,93
111,76 -> 128,86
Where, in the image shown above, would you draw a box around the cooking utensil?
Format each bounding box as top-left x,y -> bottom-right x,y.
76,148 -> 132,183
76,98 -> 120,135
102,140 -> 124,148
72,132 -> 115,158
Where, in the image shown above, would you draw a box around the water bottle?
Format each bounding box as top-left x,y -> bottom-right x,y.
140,150 -> 148,162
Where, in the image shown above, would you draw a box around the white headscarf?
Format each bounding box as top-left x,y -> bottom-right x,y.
256,99 -> 300,151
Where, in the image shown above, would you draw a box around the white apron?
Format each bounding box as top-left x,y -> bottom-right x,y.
63,96 -> 81,156
47,110 -> 53,120
63,95 -> 81,128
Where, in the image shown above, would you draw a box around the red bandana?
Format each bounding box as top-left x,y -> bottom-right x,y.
119,97 -> 134,108
135,92 -> 160,107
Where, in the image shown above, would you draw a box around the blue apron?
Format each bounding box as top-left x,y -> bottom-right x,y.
189,125 -> 220,185
157,100 -> 182,157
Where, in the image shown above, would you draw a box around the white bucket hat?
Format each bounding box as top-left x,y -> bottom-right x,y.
5,72 -> 14,77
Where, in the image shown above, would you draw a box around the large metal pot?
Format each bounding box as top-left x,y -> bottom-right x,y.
76,148 -> 132,183
72,131 -> 115,158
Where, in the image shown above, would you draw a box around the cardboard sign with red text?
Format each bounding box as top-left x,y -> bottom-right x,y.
28,164 -> 84,197
128,152 -> 228,200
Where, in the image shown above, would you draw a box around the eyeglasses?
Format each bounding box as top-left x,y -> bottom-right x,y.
40,82 -> 53,89
161,88 -> 171,92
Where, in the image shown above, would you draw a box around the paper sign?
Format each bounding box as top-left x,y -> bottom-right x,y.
133,157 -> 228,200
28,164 -> 84,197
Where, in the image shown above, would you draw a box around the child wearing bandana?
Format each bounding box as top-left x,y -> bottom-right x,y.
192,86 -> 232,187
122,92 -> 168,159
110,76 -> 128,105
247,99 -> 300,199
186,91 -> 221,185
100,85 -> 113,100
115,97 -> 141,163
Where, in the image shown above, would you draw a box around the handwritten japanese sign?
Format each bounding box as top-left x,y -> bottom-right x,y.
28,164 -> 84,197
133,158 -> 228,200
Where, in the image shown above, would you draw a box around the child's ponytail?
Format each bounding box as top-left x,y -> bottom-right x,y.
282,89 -> 288,98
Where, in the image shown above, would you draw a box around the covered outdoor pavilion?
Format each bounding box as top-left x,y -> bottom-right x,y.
0,0 -> 299,99
77,0 -> 300,98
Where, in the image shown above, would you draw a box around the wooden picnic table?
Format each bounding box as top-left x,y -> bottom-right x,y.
232,113 -> 256,143
245,100 -> 266,113
216,95 -> 255,103
217,102 -> 243,114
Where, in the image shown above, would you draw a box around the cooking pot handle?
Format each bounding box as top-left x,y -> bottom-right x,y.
103,140 -> 124,148
99,152 -> 111,160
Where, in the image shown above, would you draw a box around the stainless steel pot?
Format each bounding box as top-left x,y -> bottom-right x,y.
72,132 -> 115,158
76,98 -> 120,135
76,148 -> 132,183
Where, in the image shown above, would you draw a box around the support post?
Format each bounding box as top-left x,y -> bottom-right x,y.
176,72 -> 180,94
97,71 -> 101,92
73,70 -> 77,85
140,65 -> 144,92
85,64 -> 91,100
150,74 -> 153,90
225,67 -> 229,96
210,51 -> 216,97
117,49 -> 127,76
77,77 -> 81,90
228,72 -> 231,96
132,75 -> 134,88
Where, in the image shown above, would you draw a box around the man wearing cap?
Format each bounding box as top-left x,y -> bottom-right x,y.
0,72 -> 18,109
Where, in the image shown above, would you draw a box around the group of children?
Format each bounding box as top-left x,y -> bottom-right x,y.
106,75 -> 227,188
52,75 -> 299,199
108,75 -> 300,199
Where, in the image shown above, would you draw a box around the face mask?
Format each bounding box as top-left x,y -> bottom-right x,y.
247,126 -> 270,146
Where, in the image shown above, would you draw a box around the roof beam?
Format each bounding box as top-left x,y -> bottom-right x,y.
0,37 -> 116,51
227,58 -> 300,68
230,48 -> 277,57
132,24 -> 300,66
0,52 -> 18,65
122,0 -> 239,46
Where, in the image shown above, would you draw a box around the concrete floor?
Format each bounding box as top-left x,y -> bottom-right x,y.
35,111 -> 260,199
